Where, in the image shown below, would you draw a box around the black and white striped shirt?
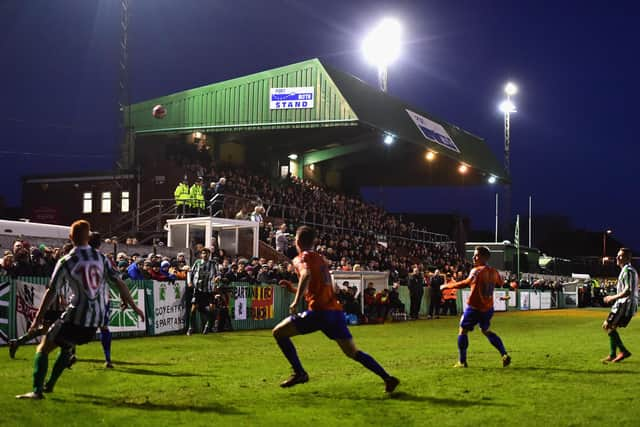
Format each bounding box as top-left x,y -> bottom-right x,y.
48,245 -> 118,328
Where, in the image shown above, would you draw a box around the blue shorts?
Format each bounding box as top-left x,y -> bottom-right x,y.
460,306 -> 494,331
291,310 -> 353,340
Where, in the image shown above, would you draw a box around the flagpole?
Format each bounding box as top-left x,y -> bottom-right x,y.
515,214 -> 520,280
528,195 -> 532,248
495,193 -> 499,243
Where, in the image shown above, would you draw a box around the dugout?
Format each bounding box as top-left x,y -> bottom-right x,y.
166,217 -> 259,258
331,271 -> 389,315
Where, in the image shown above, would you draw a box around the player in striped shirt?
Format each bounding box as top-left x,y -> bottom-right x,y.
440,246 -> 511,368
602,248 -> 638,363
187,248 -> 217,335
16,220 -> 144,400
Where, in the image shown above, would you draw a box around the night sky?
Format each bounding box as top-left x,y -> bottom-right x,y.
1,1 -> 638,250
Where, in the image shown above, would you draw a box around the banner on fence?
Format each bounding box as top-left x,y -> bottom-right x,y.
493,290 -> 507,312
541,292 -> 552,309
530,292 -> 541,310
108,281 -> 146,333
232,285 -> 275,321
508,291 -> 517,307
0,278 -> 11,344
15,279 -> 47,342
149,280 -> 186,335
520,291 -> 530,310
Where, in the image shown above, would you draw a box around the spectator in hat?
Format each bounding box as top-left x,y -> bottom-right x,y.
189,177 -> 205,216
174,176 -> 190,218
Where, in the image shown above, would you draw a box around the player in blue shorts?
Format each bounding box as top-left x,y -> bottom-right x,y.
273,226 -> 399,392
441,246 -> 511,368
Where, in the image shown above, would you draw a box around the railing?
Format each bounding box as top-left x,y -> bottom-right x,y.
113,192 -> 454,249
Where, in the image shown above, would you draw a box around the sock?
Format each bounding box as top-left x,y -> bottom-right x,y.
608,332 -> 617,358
32,352 -> 48,394
275,337 -> 305,374
100,329 -> 112,362
458,334 -> 469,363
611,330 -> 628,354
46,349 -> 71,390
189,311 -> 196,330
355,351 -> 390,380
486,332 -> 507,356
17,329 -> 38,345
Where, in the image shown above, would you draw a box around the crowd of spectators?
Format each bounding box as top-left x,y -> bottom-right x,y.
192,164 -> 469,282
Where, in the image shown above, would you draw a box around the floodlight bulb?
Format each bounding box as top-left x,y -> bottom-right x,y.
458,164 -> 468,174
425,151 -> 436,161
362,18 -> 403,67
499,99 -> 516,113
488,176 -> 497,184
504,82 -> 518,96
383,134 -> 395,145
288,154 -> 298,160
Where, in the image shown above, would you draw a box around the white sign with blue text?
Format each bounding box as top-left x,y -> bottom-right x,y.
270,87 -> 315,110
406,109 -> 460,153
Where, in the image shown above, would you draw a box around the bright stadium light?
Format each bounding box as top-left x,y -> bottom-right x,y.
488,175 -> 497,184
504,82 -> 518,96
288,153 -> 298,160
499,99 -> 517,113
458,164 -> 468,174
383,134 -> 395,145
362,17 -> 402,92
425,151 -> 436,161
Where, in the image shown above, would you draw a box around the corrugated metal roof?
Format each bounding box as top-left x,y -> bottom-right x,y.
127,58 -> 507,180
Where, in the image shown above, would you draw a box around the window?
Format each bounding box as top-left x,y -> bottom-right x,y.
82,192 -> 92,214
121,191 -> 130,213
101,192 -> 111,213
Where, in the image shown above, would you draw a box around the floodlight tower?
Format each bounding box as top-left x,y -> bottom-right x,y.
499,82 -> 517,238
119,0 -> 132,169
362,18 -> 402,92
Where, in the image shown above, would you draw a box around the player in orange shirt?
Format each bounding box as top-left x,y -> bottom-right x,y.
273,226 -> 399,392
440,246 -> 511,368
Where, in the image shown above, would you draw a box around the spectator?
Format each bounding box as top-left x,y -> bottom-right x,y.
235,207 -> 249,220
408,267 -> 425,320
275,223 -> 290,253
428,269 -> 444,319
189,177 -> 205,216
174,176 -> 190,218
250,205 -> 265,222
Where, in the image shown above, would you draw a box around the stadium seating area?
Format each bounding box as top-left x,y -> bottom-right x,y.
205,164 -> 469,281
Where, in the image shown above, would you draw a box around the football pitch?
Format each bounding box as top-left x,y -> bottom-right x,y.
1,309 -> 638,427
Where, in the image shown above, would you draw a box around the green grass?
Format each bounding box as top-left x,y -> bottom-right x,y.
1,309 -> 638,427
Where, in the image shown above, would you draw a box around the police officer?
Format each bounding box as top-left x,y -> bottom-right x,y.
189,177 -> 205,216
174,177 -> 190,218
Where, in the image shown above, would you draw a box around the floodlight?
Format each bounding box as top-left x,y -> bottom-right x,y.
425,151 -> 436,161
383,134 -> 395,145
288,154 -> 298,160
504,82 -> 518,96
458,164 -> 468,174
362,18 -> 402,67
488,175 -> 497,184
499,99 -> 517,114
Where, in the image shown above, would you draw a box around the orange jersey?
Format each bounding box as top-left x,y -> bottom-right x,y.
293,251 -> 342,311
463,265 -> 503,311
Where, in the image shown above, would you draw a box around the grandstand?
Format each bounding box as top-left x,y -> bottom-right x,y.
21,58 -> 506,274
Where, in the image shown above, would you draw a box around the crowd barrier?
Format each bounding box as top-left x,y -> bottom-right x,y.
0,276 -> 569,345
